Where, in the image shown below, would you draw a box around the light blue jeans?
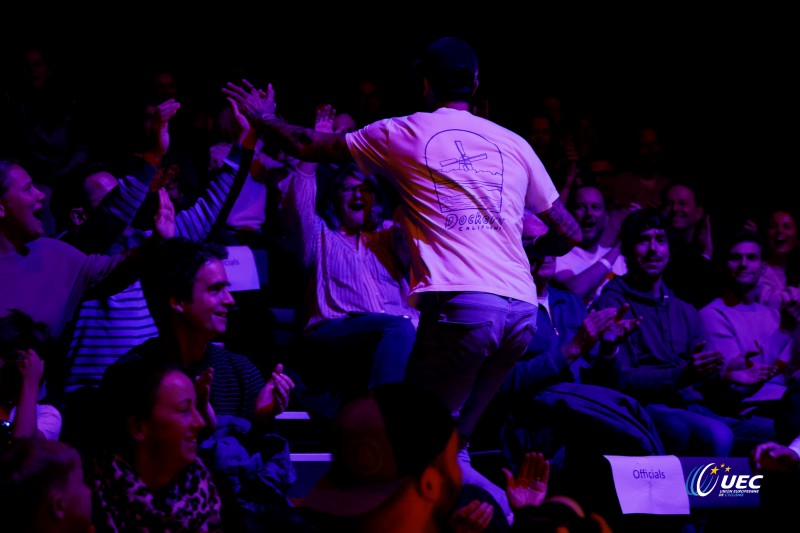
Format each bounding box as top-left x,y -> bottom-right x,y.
404,291 -> 537,443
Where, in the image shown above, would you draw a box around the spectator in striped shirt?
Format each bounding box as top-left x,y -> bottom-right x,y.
103,237 -> 294,427
50,99 -> 252,400
276,103 -> 418,410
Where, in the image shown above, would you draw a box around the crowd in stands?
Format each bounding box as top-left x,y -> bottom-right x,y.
2,34 -> 800,533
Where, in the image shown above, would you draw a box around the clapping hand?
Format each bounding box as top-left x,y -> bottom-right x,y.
592,304 -> 642,357
16,349 -> 44,394
503,451 -> 550,510
152,98 -> 180,156
751,441 -> 800,473
195,367 -> 217,430
724,355 -> 775,385
256,363 -> 295,418
449,499 -> 494,533
688,341 -> 724,380
153,187 -> 176,240
698,214 -> 713,259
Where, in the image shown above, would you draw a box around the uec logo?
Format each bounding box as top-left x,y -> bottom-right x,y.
685,463 -> 763,497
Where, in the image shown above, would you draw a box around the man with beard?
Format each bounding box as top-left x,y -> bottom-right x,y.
223,36 -> 581,522
300,381 -> 467,532
552,184 -> 627,306
587,208 -> 776,457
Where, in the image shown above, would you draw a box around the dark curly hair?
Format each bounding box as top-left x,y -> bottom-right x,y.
619,207 -> 670,260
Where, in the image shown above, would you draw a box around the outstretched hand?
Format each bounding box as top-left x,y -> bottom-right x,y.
314,104 -> 336,134
222,79 -> 276,125
502,451 -> 550,510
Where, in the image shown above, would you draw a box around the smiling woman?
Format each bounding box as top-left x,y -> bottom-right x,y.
92,357 -> 223,531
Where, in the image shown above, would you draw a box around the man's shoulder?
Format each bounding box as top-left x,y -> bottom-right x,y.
549,286 -> 585,307
113,337 -> 158,364
698,298 -> 725,316
590,277 -> 628,306
100,340 -> 152,385
30,237 -> 84,256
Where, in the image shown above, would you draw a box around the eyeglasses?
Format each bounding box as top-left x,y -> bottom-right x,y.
339,184 -> 373,195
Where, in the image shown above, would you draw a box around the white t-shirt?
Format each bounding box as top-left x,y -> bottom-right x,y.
8,404 -> 62,441
347,107 -> 559,306
554,245 -> 627,303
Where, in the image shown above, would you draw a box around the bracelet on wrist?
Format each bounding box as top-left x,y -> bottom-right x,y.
259,111 -> 277,122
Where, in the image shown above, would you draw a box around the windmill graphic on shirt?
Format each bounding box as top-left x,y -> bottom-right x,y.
440,140 -> 487,171
426,129 -> 504,213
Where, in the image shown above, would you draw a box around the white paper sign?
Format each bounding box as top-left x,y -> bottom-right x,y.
604,455 -> 690,515
222,246 -> 260,292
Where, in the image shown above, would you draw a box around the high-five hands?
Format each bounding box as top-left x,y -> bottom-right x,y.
222,79 -> 276,125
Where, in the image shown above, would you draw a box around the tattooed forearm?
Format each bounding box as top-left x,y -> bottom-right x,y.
530,198 -> 582,257
267,121 -> 353,166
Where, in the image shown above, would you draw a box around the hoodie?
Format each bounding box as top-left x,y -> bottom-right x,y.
587,275 -> 719,406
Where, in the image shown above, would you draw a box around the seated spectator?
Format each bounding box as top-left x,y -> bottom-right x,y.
0,438 -> 93,533
551,184 -> 626,306
661,179 -> 723,309
100,237 -> 301,529
699,230 -> 800,419
587,208 -> 776,456
0,309 -> 62,445
105,237 -> 293,430
752,206 -> 800,308
92,356 -> 224,531
276,103 -> 418,407
490,249 -> 659,515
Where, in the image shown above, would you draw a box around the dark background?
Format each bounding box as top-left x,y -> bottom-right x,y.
1,8 -> 796,226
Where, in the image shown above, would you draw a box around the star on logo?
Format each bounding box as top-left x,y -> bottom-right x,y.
725,466 -> 731,472
710,466 -> 719,475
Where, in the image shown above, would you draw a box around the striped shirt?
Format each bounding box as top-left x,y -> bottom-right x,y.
61,146 -> 248,393
108,339 -> 265,420
279,168 -> 419,330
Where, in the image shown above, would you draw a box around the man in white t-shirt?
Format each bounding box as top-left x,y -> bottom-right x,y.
553,184 -> 626,306
223,36 -> 581,521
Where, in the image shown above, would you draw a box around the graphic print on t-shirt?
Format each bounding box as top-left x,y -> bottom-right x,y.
426,129 -> 503,217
